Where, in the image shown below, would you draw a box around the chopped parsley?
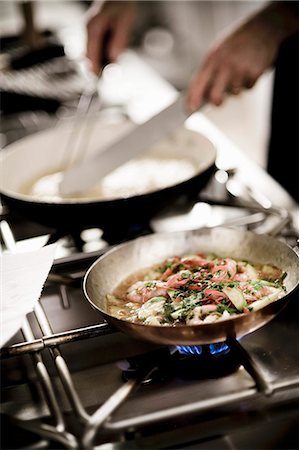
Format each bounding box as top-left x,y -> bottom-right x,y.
144,281 -> 156,288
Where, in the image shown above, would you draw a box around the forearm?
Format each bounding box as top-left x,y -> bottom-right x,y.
246,2 -> 299,48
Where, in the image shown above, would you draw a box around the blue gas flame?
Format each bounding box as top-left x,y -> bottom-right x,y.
177,343 -> 229,356
176,345 -> 203,356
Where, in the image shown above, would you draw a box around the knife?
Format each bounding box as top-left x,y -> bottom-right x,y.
59,93 -> 190,196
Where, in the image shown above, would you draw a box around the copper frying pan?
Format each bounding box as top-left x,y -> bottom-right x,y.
83,227 -> 299,345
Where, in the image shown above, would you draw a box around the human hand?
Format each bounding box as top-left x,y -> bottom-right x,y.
86,1 -> 136,74
186,2 -> 299,112
186,22 -> 279,112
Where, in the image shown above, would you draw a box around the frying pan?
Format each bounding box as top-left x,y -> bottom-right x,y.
84,227 -> 299,345
0,117 -> 216,231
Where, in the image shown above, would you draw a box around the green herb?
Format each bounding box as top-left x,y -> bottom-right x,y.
163,302 -> 175,323
148,296 -> 166,303
182,294 -> 202,308
144,281 -> 156,288
180,270 -> 193,279
210,283 -> 224,291
250,280 -> 264,290
157,261 -> 173,273
250,279 -> 284,290
216,304 -> 239,315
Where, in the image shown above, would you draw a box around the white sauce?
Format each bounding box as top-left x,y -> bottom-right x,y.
22,119 -> 205,203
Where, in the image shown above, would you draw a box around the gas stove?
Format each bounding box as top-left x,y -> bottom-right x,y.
1,192 -> 299,450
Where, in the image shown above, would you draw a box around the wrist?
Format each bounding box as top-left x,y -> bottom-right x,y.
257,2 -> 299,46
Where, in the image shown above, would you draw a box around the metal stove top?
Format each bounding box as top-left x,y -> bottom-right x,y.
1,195 -> 299,450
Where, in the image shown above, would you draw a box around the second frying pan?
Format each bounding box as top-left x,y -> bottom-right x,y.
84,227 -> 299,345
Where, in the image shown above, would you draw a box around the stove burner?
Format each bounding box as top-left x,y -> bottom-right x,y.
174,343 -> 240,379
177,345 -> 203,356
209,342 -> 230,355
120,343 -> 240,384
176,343 -> 230,356
119,348 -> 171,384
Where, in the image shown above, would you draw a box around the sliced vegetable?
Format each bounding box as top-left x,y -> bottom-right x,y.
249,288 -> 283,311
243,263 -> 258,279
137,297 -> 165,322
223,287 -> 247,312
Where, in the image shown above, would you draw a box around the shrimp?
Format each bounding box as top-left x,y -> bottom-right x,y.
239,282 -> 280,303
204,289 -> 227,303
186,304 -> 218,325
126,280 -> 168,303
211,258 -> 237,282
234,262 -> 258,282
166,272 -> 190,289
180,256 -> 210,269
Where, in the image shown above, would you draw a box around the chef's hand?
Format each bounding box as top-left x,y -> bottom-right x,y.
86,1 -> 136,74
186,2 -> 299,112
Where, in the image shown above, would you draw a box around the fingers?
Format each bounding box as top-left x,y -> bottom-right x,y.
86,1 -> 136,74
209,68 -> 231,105
86,35 -> 101,74
108,10 -> 135,61
186,63 -> 231,112
186,27 -> 268,112
186,63 -> 261,113
86,16 -> 109,74
186,62 -> 214,112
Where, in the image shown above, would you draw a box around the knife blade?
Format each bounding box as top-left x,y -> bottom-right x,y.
59,93 -> 189,196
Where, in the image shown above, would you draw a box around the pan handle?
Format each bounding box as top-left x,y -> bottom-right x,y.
223,169 -> 295,238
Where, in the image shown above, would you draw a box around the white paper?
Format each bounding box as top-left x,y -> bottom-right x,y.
0,244 -> 56,347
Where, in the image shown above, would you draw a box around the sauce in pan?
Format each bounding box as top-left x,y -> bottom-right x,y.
22,156 -> 197,201
108,252 -> 286,326
21,127 -> 204,201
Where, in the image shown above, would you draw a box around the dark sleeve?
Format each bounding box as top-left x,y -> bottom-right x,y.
267,31 -> 299,203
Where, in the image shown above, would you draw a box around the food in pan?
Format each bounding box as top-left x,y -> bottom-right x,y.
21,126 -> 202,201
107,252 -> 287,326
23,157 -> 197,201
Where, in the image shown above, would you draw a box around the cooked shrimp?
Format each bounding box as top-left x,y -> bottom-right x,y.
126,280 -> 168,303
211,258 -> 237,282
